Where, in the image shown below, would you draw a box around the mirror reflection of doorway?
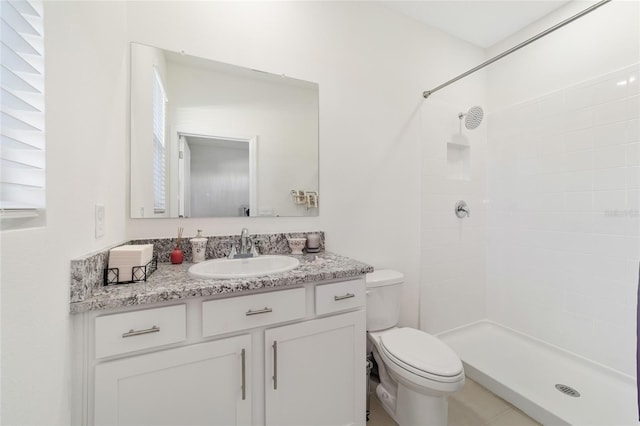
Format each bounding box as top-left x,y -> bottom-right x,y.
178,134 -> 256,217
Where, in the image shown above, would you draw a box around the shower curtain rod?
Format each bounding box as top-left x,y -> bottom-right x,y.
422,0 -> 612,99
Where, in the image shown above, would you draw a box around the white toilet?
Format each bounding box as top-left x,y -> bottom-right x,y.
366,270 -> 465,426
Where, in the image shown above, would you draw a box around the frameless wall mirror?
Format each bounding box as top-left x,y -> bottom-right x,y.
130,42 -> 319,218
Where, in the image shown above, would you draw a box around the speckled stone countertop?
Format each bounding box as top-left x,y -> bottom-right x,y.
70,252 -> 373,314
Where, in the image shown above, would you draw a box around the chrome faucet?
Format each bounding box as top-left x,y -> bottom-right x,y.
227,228 -> 259,259
239,227 -> 252,255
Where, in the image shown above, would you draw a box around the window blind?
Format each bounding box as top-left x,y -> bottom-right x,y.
152,67 -> 166,214
0,0 -> 45,217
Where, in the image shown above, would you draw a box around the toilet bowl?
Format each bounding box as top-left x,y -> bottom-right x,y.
366,270 -> 464,426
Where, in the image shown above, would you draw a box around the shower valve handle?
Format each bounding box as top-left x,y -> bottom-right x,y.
455,200 -> 470,218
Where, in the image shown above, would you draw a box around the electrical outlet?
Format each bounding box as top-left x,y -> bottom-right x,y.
95,204 -> 105,239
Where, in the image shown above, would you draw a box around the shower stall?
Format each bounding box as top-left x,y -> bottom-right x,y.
419,1 -> 639,424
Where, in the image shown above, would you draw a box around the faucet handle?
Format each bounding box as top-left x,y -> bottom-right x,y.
228,243 -> 238,259
250,239 -> 260,257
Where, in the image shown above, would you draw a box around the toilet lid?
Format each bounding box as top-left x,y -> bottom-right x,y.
379,328 -> 463,379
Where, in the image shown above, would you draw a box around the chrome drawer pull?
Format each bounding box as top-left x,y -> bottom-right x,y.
272,341 -> 278,390
241,348 -> 246,400
334,293 -> 355,301
122,325 -> 160,338
246,307 -> 273,316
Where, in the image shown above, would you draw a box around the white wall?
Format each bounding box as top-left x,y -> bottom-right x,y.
407,8 -> 489,335
0,2 -> 129,424
486,1 -> 640,375
18,1 -> 634,422
124,1 -> 487,328
420,92 -> 489,334
487,1 -> 640,111
1,3 -> 489,423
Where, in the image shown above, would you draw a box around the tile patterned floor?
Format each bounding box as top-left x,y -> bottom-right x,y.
368,377 -> 541,426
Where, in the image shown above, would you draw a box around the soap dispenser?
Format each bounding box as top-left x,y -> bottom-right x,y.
190,230 -> 208,263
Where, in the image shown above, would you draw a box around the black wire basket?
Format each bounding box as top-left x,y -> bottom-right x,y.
103,256 -> 158,286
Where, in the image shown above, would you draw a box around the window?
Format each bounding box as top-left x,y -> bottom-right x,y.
0,0 -> 45,227
152,67 -> 167,214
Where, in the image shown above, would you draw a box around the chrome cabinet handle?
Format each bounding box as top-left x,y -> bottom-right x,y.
272,341 -> 278,390
122,325 -> 160,338
241,348 -> 246,400
334,293 -> 355,301
246,307 -> 273,316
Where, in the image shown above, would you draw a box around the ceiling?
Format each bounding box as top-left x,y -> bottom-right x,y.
381,1 -> 572,48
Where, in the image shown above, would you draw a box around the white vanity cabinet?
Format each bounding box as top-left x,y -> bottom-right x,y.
265,311 -> 365,426
94,335 -> 252,426
79,278 -> 366,426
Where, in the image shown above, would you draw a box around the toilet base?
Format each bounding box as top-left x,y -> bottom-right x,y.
375,383 -> 397,420
375,380 -> 449,426
371,347 -> 451,426
395,382 -> 448,426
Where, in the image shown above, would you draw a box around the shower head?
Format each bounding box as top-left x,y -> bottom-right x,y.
458,106 -> 484,130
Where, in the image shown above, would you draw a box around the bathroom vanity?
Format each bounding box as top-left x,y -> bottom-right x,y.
71,250 -> 372,426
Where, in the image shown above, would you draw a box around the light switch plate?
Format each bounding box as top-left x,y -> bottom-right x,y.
95,204 -> 105,239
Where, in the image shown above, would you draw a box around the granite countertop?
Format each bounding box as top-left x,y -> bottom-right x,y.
70,252 -> 374,314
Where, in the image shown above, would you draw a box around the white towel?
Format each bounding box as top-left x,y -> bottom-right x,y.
108,244 -> 153,282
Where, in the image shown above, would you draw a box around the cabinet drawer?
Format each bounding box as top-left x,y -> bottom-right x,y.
95,304 -> 186,359
315,279 -> 365,315
202,287 -> 306,337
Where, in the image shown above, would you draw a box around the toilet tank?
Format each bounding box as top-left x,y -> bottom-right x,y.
365,269 -> 404,331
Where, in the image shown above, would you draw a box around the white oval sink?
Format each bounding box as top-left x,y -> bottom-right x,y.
188,255 -> 300,279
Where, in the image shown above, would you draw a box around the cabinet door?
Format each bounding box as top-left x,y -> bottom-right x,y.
265,310 -> 366,426
94,335 -> 251,426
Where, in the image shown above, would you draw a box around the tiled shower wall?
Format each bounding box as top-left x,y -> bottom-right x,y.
487,63 -> 640,375
420,97 -> 488,334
